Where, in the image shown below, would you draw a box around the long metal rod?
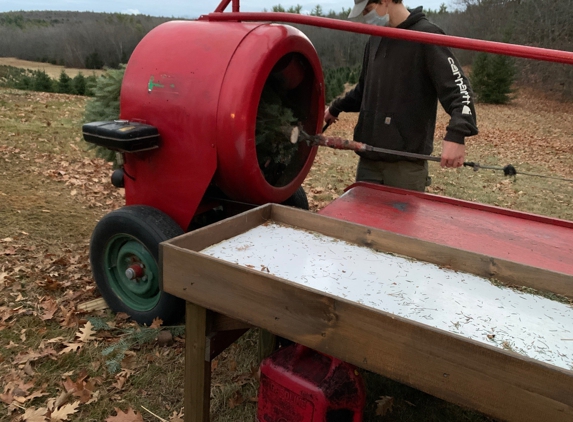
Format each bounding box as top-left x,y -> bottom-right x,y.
296,128 -> 573,182
299,130 -> 444,161
203,12 -> 573,65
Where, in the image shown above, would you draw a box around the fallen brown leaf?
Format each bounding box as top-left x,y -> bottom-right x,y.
105,407 -> 144,422
61,372 -> 94,403
168,409 -> 184,422
75,321 -> 96,343
228,390 -> 244,409
59,343 -> 82,355
53,391 -> 71,410
149,317 -> 163,329
112,369 -> 134,391
20,406 -> 48,422
375,395 -> 394,417
0,391 -> 13,405
48,400 -> 80,421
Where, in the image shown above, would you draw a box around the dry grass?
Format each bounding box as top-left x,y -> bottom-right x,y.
0,57 -> 105,79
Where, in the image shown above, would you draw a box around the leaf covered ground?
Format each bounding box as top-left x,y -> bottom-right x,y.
0,85 -> 572,421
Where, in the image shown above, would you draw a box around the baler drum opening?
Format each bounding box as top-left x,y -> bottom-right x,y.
255,52 -> 316,187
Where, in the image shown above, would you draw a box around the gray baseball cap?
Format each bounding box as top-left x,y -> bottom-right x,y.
348,0 -> 369,18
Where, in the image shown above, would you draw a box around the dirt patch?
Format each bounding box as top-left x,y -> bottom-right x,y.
0,57 -> 106,79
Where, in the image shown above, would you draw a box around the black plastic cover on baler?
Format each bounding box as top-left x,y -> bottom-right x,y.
82,120 -> 160,153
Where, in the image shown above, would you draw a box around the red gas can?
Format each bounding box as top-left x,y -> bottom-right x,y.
258,344 -> 365,422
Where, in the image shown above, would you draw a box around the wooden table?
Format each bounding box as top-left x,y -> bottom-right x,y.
161,203 -> 573,422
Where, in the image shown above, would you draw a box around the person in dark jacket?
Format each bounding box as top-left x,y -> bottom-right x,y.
325,0 -> 478,191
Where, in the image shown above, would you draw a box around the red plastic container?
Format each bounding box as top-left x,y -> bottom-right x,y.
258,344 -> 365,422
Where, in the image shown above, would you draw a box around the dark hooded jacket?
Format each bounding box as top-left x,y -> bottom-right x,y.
329,7 -> 478,162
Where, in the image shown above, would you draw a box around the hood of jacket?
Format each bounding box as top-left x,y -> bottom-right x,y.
397,6 -> 426,29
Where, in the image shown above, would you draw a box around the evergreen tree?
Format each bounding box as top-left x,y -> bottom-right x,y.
489,54 -> 516,103
310,5 -> 323,16
286,4 -> 302,13
255,83 -> 299,185
14,74 -> 32,91
335,75 -> 345,95
72,73 -> 87,95
470,53 -> 488,96
84,66 -> 124,121
57,70 -> 72,94
85,75 -> 98,96
2,67 -> 34,90
84,66 -> 126,162
470,52 -> 516,104
348,69 -> 358,84
324,67 -> 350,103
31,70 -> 54,92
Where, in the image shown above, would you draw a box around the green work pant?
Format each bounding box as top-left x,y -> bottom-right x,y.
356,158 -> 429,192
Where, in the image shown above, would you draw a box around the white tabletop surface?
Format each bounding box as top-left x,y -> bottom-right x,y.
202,223 -> 573,370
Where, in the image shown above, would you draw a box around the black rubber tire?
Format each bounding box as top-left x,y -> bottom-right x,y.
281,186 -> 309,210
90,205 -> 185,325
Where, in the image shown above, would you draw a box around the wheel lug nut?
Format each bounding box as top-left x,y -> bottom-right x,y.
125,264 -> 144,280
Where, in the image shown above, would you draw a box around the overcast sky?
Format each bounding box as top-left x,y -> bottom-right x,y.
0,0 -> 451,19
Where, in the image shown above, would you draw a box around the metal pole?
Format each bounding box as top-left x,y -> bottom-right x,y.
203,12 -> 573,65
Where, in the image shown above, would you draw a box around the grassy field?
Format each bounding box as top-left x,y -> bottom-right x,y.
0,57 -> 106,79
0,84 -> 572,422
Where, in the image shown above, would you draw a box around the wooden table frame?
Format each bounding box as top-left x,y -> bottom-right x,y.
161,204 -> 573,422
183,304 -> 252,422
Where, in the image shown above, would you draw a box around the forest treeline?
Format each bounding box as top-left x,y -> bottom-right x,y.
0,1 -> 571,98
433,0 -> 573,97
0,11 -> 169,69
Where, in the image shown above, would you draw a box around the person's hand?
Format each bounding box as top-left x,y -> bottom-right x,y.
324,107 -> 338,125
441,140 -> 465,168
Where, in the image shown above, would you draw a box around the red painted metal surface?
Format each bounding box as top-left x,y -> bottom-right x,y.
215,24 -> 322,203
204,12 -> 573,65
258,344 -> 365,422
121,21 -> 322,229
319,183 -> 573,276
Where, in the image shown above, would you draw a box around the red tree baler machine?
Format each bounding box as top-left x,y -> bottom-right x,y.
83,20 -> 324,324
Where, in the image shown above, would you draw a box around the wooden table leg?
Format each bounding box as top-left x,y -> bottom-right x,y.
185,302 -> 211,422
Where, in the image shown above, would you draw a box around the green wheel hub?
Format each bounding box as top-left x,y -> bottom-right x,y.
104,234 -> 160,311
